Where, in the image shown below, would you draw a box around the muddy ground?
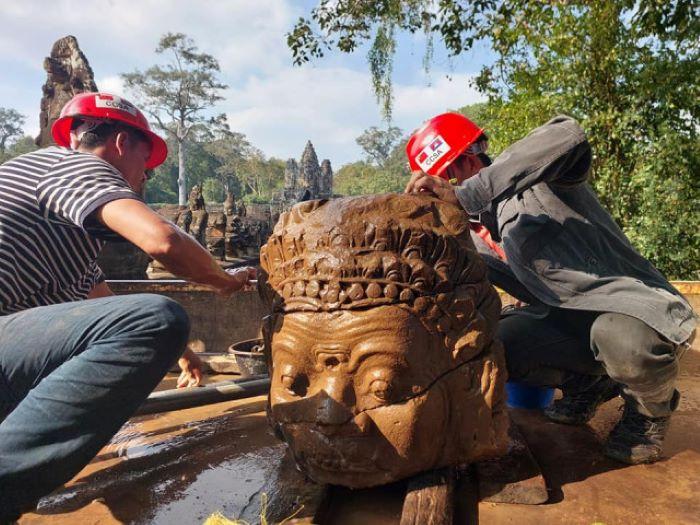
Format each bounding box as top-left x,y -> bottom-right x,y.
18,350 -> 700,525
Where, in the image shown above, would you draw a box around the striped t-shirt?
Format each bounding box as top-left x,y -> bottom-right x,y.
0,146 -> 141,315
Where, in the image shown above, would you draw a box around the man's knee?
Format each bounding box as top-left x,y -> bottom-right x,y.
117,294 -> 190,354
143,294 -> 190,343
591,313 -> 675,383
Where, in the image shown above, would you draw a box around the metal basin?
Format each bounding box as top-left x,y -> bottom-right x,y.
228,338 -> 268,377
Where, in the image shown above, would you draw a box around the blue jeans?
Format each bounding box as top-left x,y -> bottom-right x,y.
0,294 -> 190,520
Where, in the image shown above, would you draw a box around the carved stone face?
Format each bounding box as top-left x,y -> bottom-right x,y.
260,194 -> 508,488
266,305 -> 505,488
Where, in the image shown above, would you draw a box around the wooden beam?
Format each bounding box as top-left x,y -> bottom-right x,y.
400,467 -> 456,525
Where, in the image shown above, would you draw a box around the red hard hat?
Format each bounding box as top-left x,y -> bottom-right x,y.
406,112 -> 483,179
51,92 -> 168,169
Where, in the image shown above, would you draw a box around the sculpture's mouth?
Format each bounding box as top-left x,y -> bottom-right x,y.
304,451 -> 379,473
285,426 -> 387,474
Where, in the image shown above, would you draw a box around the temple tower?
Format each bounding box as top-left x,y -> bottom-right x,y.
298,141 -> 321,197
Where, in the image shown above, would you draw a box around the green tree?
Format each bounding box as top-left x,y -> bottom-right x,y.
202,178 -> 225,203
0,108 -> 26,156
0,135 -> 38,164
203,120 -> 253,196
237,151 -> 285,200
356,125 -> 403,167
335,134 -> 410,196
290,1 -> 699,278
123,33 -> 227,205
145,128 -> 220,205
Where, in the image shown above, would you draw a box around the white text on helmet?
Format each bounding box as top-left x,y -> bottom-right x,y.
416,135 -> 451,172
95,95 -> 138,116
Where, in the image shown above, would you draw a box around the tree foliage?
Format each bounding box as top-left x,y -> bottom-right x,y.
289,1 -> 699,279
0,107 -> 25,154
356,125 -> 403,166
0,136 -> 38,165
336,132 -> 410,195
203,121 -> 253,195
123,33 -> 227,205
144,124 -> 285,207
236,150 -> 285,200
0,108 -> 37,165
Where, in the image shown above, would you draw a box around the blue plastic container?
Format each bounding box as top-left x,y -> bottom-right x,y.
506,381 -> 555,409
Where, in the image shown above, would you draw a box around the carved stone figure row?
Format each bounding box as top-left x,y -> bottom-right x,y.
156,188 -> 269,263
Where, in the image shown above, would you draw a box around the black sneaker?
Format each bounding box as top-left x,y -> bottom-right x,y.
603,404 -> 671,464
544,375 -> 620,425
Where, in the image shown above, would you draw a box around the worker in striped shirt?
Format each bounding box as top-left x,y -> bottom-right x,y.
0,92 -> 255,521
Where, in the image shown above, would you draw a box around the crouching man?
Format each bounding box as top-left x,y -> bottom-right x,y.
405,113 -> 696,465
0,93 -> 255,521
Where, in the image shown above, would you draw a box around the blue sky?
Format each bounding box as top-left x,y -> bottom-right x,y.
0,0 -> 493,166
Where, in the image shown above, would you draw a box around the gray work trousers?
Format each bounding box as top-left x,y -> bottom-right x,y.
500,306 -> 689,417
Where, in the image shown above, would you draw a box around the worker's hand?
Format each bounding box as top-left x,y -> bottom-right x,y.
404,171 -> 460,206
177,348 -> 204,388
221,266 -> 257,296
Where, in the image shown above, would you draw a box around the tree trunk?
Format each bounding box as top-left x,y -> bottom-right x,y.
178,138 -> 187,205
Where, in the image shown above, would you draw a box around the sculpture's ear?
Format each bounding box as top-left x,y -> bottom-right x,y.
451,313 -> 490,364
262,313 -> 286,442
448,284 -> 500,363
261,314 -> 276,366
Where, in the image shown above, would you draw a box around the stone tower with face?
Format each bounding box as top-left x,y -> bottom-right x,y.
259,194 -> 508,488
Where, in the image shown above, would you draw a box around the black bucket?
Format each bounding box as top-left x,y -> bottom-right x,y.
228,338 -> 268,377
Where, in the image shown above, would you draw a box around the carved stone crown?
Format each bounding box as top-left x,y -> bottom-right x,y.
259,194 -> 489,315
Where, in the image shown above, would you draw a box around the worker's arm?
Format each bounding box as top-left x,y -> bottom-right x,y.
92,198 -> 256,389
87,281 -> 114,299
93,198 -> 252,295
454,115 -> 592,215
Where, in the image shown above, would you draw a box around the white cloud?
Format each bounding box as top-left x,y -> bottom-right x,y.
95,75 -> 126,96
223,66 -> 376,164
223,68 -> 485,165
1,1 -> 487,166
394,74 -> 485,129
0,0 -> 299,78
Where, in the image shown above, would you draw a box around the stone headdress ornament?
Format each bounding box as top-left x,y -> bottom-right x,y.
259,194 -> 499,340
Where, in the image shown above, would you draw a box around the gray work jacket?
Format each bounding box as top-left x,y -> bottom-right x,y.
456,115 -> 696,345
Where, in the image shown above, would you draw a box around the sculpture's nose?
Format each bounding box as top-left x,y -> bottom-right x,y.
315,376 -> 355,426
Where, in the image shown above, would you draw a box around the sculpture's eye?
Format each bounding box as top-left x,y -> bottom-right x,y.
369,379 -> 392,402
281,373 -> 309,397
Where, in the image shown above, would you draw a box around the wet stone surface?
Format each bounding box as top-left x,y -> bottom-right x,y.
18,349 -> 700,524
21,396 -> 283,525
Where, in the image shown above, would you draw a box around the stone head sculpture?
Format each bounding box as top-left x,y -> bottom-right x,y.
259,194 -> 508,488
188,185 -> 205,211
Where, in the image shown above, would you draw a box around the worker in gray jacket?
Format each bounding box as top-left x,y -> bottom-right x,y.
405,113 -> 696,464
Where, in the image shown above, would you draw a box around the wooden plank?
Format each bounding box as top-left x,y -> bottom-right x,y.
475,414 -> 548,505
454,465 -> 479,525
400,467 -> 456,525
